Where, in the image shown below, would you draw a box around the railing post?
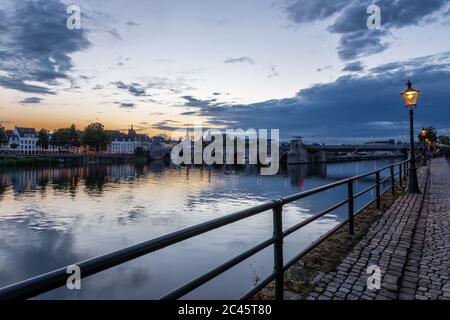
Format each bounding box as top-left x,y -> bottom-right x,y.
375,172 -> 381,209
399,163 -> 403,188
347,180 -> 354,235
272,200 -> 284,300
390,165 -> 395,195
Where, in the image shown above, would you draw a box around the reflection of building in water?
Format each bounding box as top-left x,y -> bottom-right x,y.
0,167 -> 88,193
287,163 -> 327,187
0,164 -> 171,192
106,164 -> 136,179
0,169 -> 38,192
0,162 -> 174,196
148,161 -> 165,173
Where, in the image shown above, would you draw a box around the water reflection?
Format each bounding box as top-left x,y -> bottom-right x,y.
287,163 -> 327,189
0,159 -> 400,299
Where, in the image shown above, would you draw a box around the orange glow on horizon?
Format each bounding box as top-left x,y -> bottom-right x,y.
0,113 -> 173,137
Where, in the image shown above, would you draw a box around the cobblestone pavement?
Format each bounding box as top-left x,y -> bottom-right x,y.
411,158 -> 450,300
307,158 -> 450,300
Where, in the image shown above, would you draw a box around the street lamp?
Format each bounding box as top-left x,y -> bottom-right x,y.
401,80 -> 420,193
421,128 -> 427,138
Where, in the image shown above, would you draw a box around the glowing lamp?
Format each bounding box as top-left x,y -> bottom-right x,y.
401,80 -> 420,108
421,128 -> 427,137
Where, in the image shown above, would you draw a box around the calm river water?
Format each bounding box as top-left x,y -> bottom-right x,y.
0,159 -> 401,299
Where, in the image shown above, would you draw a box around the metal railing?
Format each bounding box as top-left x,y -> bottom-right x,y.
0,157 -> 425,300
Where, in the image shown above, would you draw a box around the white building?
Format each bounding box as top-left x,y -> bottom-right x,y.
110,140 -> 135,154
8,127 -> 39,155
108,132 -> 135,154
107,126 -> 150,154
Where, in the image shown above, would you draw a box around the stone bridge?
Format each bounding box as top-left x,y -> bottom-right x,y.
284,138 -> 408,165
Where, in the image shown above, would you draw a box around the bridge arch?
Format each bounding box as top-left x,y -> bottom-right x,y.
280,151 -> 288,166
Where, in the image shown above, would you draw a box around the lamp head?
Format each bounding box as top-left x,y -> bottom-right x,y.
401,80 -> 420,108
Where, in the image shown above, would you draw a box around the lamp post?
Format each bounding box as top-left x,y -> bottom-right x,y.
401,80 -> 420,193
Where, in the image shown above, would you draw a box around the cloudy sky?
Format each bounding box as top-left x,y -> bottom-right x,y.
0,0 -> 449,141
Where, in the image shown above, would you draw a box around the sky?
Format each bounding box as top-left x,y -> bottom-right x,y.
0,0 -> 449,142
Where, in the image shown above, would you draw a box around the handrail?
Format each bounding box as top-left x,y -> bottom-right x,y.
0,156 -> 423,300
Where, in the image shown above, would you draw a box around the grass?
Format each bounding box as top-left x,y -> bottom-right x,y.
0,155 -> 60,168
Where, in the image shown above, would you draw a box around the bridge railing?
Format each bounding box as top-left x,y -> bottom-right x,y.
0,157 -> 425,300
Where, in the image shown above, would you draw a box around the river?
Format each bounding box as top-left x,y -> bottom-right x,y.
0,159 -> 401,299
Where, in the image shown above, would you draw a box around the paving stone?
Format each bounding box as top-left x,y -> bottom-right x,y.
306,159 -> 450,301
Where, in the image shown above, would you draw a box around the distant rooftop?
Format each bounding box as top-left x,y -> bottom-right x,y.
15,127 -> 37,137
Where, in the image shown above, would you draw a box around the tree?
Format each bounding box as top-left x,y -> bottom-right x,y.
37,129 -> 50,150
134,146 -> 145,156
0,127 -> 8,147
52,128 -> 72,148
69,124 -> 81,147
51,125 -> 80,149
82,122 -> 110,152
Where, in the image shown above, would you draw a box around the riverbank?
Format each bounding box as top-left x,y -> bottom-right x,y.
0,154 -> 154,169
0,155 -> 60,168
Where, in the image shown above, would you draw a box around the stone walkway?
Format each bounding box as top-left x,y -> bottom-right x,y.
307,158 -> 450,300
411,157 -> 450,300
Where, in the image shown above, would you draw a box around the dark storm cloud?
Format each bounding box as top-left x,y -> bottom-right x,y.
152,120 -> 184,132
19,97 -> 44,104
329,0 -> 448,33
337,30 -> 389,61
224,57 -> 255,64
0,10 -> 7,32
206,119 -> 238,126
284,0 -> 349,24
342,61 -> 365,72
182,96 -> 219,109
180,111 -> 198,116
0,78 -> 55,94
180,52 -> 450,139
0,0 -> 91,93
113,81 -> 148,97
284,0 -> 448,61
115,102 -> 136,109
